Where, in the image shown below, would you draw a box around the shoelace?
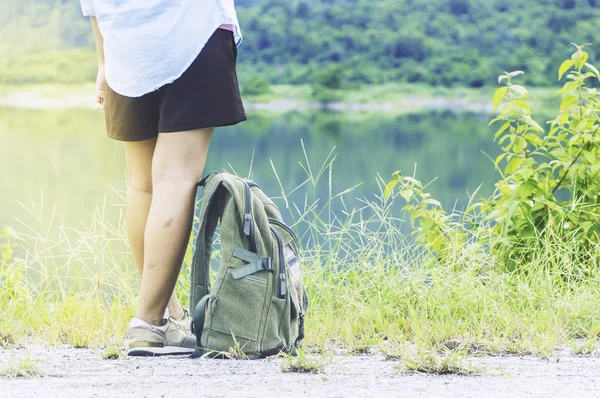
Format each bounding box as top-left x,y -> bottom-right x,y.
169,309 -> 192,332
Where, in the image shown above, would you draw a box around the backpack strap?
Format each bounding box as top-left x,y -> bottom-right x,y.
230,247 -> 273,279
190,174 -> 226,313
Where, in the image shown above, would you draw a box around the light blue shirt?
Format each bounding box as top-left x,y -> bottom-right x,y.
80,0 -> 242,97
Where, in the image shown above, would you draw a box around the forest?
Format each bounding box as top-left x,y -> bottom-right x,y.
1,0 -> 600,87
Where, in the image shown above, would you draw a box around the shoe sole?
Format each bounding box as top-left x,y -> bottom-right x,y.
127,346 -> 195,357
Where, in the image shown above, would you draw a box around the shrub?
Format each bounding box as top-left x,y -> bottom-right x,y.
241,74 -> 271,97
387,44 -> 600,270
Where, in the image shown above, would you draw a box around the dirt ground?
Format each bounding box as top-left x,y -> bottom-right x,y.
1,347 -> 599,398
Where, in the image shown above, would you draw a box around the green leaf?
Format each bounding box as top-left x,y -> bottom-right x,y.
498,133 -> 512,145
383,180 -> 398,200
494,153 -> 507,166
558,113 -> 570,125
559,60 -> 574,80
513,136 -> 527,153
562,81 -> 580,94
560,96 -> 578,110
583,150 -> 596,163
585,63 -> 600,81
400,189 -> 413,202
524,133 -> 544,147
465,203 -> 483,214
424,198 -> 442,207
500,101 -> 518,115
505,156 -> 523,174
489,117 -> 502,126
514,101 -> 531,115
494,122 -> 511,139
402,176 -> 421,186
524,117 -> 544,133
569,135 -> 581,146
519,166 -> 534,181
510,85 -> 528,97
419,217 -> 434,232
2,248 -> 12,263
493,87 -> 508,111
517,180 -> 537,200
508,71 -> 524,78
572,51 -> 589,69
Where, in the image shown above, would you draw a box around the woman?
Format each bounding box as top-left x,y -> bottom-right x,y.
80,0 -> 246,356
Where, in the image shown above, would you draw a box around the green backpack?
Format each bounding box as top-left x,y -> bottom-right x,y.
189,171 -> 308,359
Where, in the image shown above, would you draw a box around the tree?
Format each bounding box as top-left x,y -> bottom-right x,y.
448,0 -> 470,15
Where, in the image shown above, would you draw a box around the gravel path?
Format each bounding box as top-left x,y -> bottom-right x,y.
1,347 -> 599,397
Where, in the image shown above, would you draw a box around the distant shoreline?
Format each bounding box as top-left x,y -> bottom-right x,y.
0,83 -> 559,113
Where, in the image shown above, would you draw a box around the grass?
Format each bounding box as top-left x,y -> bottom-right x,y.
280,348 -> 330,374
101,347 -> 124,360
225,334 -> 250,360
1,145 -> 599,371
0,353 -> 45,378
396,346 -> 484,376
569,340 -> 598,356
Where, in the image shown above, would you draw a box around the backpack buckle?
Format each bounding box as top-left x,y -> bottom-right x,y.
262,257 -> 273,271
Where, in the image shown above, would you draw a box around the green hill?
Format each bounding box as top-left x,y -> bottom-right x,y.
1,0 -> 599,87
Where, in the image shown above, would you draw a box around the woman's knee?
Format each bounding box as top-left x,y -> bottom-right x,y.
127,176 -> 153,196
124,138 -> 157,196
151,128 -> 213,188
152,128 -> 213,189
151,166 -> 201,189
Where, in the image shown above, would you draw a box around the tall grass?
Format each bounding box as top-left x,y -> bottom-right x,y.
1,149 -> 600,358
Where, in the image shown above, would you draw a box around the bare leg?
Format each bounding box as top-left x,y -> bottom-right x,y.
136,128 -> 214,326
124,138 -> 185,321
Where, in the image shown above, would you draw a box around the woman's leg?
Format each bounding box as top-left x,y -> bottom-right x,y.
135,127 -> 214,326
124,138 -> 186,321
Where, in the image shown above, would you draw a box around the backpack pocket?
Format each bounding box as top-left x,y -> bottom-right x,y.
261,296 -> 288,356
284,243 -> 303,320
207,270 -> 270,343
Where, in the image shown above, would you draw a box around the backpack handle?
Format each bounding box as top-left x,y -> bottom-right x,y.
197,171 -> 218,188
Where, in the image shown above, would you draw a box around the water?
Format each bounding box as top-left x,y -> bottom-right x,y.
0,106 -> 501,229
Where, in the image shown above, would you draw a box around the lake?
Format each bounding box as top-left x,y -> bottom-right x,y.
0,106 -> 501,231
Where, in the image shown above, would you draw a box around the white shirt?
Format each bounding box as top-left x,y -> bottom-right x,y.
80,0 -> 242,97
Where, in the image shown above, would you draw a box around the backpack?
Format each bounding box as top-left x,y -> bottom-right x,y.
189,171 -> 308,359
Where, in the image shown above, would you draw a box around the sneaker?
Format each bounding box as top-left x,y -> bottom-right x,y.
125,318 -> 196,357
169,308 -> 193,334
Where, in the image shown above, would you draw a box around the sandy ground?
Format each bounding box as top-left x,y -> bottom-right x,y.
1,347 -> 599,398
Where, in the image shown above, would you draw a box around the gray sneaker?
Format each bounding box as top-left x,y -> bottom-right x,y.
169,308 -> 193,333
125,318 -> 196,357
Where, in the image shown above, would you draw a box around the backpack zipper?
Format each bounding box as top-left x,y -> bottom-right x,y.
269,226 -> 287,298
267,218 -> 299,243
243,182 -> 256,252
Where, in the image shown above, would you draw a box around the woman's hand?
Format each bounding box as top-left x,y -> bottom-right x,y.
96,64 -> 106,111
90,17 -> 106,111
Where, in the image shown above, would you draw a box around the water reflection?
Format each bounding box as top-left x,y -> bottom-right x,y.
0,107 -> 501,228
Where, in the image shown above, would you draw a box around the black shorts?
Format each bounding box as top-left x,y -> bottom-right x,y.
104,28 -> 246,141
